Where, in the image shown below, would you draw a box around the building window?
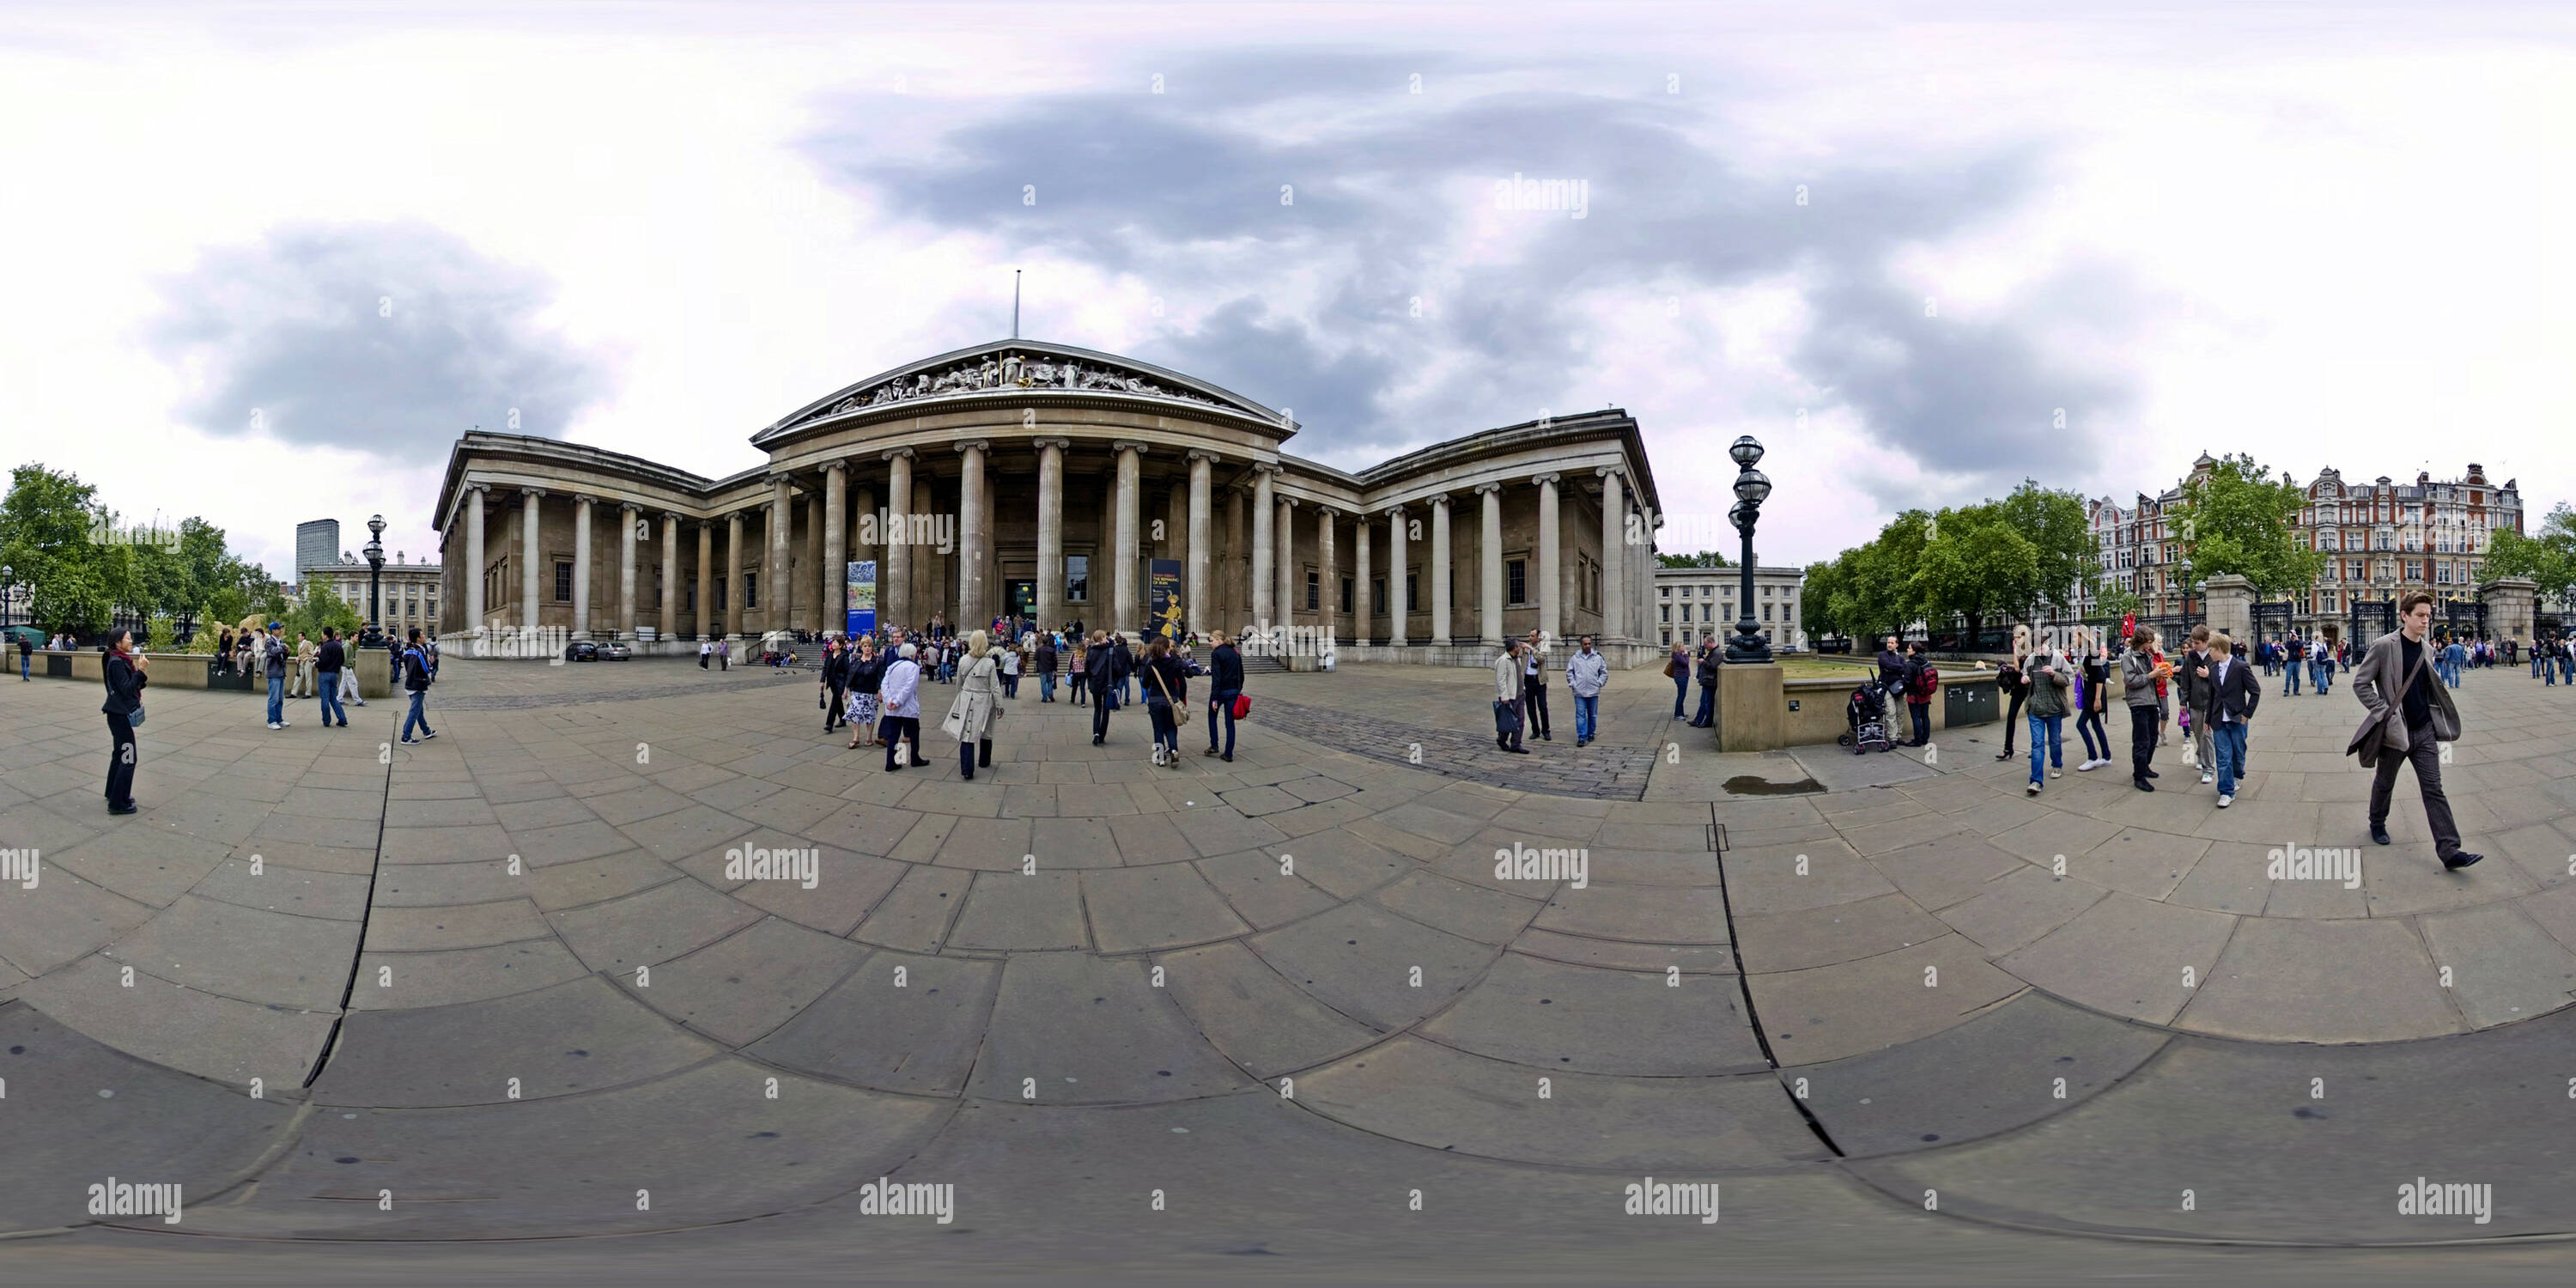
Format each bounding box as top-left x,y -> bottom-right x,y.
1704,604 -> 1716,623
1679,586 -> 1691,598
716,575 -> 727,610
1762,585 -> 1772,597
1066,555 -> 1090,603
1662,628 -> 1672,645
1661,605 -> 1671,623
555,561 -> 572,603
1661,585 -> 1671,598
1406,572 -> 1418,612
1371,576 -> 1385,617
1306,570 -> 1319,611
746,572 -> 759,609
1506,559 -> 1527,605
1340,577 -> 1354,617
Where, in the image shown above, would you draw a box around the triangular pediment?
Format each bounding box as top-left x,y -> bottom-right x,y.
756,341 -> 1285,443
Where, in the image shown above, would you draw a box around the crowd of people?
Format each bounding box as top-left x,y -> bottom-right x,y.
1979,592 -> 2488,872
805,617 -> 1249,775
1493,630 -> 1612,752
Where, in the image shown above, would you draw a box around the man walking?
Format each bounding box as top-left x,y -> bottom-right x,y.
1086,632 -> 1119,745
2198,631 -> 2258,807
2350,592 -> 2480,870
315,627 -> 348,726
293,631 -> 316,699
262,623 -> 290,729
1521,629 -> 1552,742
1204,629 -> 1242,762
2178,626 -> 2215,785
2123,626 -> 2168,791
1493,640 -> 1528,754
398,629 -> 438,744
2281,635 -> 2303,696
1900,641 -> 1934,748
1565,634 -> 1607,747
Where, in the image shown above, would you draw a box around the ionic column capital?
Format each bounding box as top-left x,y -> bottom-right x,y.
1187,448 -> 1223,465
1383,502 -> 1406,519
571,493 -> 598,507
1429,493 -> 1452,508
1111,439 -> 1152,456
1596,465 -> 1626,481
463,483 -> 489,498
1315,504 -> 1338,519
955,439 -> 992,455
1473,482 -> 1504,497
1249,461 -> 1283,476
1531,471 -> 1562,487
823,459 -> 848,477
620,501 -> 642,516
519,486 -> 544,499
881,447 -> 916,463
1030,436 -> 1072,453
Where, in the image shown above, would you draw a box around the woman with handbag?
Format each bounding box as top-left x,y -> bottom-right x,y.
943,630 -> 1005,780
1666,640 -> 1690,719
102,628 -> 149,815
844,637 -> 884,750
1204,629 -> 1244,762
1140,635 -> 1189,767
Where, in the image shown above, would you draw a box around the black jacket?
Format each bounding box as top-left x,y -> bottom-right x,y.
823,650 -> 851,687
849,653 -> 884,695
1140,653 -> 1189,704
102,651 -> 147,717
2204,656 -> 2262,725
1208,643 -> 1243,696
1695,649 -> 1721,685
315,639 -> 345,673
1111,641 -> 1133,680
403,646 -> 434,692
1084,641 -> 1117,688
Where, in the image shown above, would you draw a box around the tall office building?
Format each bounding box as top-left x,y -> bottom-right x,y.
295,519 -> 341,579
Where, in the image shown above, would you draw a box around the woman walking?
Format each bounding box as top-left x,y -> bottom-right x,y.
844,637 -> 884,749
1140,635 -> 1189,767
1036,632 -> 1058,702
945,630 -> 1005,781
1204,629 -> 1243,762
2074,635 -> 2112,769
2123,626 -> 2170,791
102,628 -> 148,815
880,643 -> 930,770
999,639 -> 1022,699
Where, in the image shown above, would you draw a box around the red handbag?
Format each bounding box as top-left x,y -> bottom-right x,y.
1230,694 -> 1251,720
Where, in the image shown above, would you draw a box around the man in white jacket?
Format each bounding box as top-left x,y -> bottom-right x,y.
1493,641 -> 1528,754
1564,635 -> 1610,748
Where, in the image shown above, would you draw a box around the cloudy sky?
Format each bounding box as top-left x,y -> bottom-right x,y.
3,1 -> 2573,578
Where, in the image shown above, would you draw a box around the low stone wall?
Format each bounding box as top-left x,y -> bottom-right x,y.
21,649 -> 396,699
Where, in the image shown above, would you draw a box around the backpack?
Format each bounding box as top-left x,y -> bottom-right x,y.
1911,664 -> 1939,699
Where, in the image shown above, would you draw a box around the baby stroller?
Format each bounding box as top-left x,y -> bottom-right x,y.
1839,683 -> 1894,754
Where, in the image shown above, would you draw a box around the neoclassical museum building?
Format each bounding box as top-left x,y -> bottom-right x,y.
433,340 -> 1668,665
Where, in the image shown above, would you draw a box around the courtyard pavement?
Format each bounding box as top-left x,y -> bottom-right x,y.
4,653 -> 2576,1278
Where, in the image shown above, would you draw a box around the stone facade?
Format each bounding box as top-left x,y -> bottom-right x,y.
302,553 -> 441,638
433,340 -> 1667,665
1653,564 -> 1807,652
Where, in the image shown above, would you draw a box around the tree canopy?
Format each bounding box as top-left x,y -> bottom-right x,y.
0,462 -> 279,639
2168,454 -> 2327,599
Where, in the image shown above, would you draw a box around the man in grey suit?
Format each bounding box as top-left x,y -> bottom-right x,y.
2348,591 -> 2481,871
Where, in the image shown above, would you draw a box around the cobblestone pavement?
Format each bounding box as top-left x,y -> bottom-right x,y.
8,656 -> 2576,1273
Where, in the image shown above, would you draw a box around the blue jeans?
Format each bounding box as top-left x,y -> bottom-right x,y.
2306,659 -> 2322,691
1040,673 -> 1055,701
1692,683 -> 1716,726
1208,690 -> 1239,756
1145,696 -> 1179,756
2548,659 -> 2559,685
2026,713 -> 2063,785
266,675 -> 285,723
2316,664 -> 2331,694
1572,693 -> 1599,742
1672,672 -> 1688,717
402,690 -> 433,740
2210,720 -> 2247,796
318,674 -> 345,725
2283,665 -> 2300,695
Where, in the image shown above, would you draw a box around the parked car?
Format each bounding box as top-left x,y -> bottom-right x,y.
565,641 -> 600,662
598,641 -> 632,660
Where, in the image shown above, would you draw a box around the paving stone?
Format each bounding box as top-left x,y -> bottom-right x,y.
1155,940 -> 1379,1077
620,915 -> 869,1046
1933,866 -> 2108,957
1997,892 -> 2239,1025
1868,833 -> 2024,911
1193,851 -> 1339,929
17,953 -> 335,1090
1080,865 -> 1251,953
2414,901 -> 2576,1028
965,951 -> 1251,1105
548,878 -> 762,974
104,893 -> 353,1010
1420,951 -> 1767,1074
747,949 -> 999,1094
352,939 -> 594,1010
1735,891 -> 1952,972
851,865 -> 971,951
1750,934 -> 2025,1066
947,870 -> 1088,951
1249,902 -> 1498,1031
1532,883 -> 1731,945
315,975 -> 722,1106
0,866 -> 157,975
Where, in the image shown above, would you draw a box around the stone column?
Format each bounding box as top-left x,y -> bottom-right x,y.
570,494 -> 594,640
1431,495 -> 1453,646
660,513 -> 679,640
1113,440 -> 1145,635
520,488 -> 544,631
1477,483 -> 1504,646
768,475 -> 792,636
1250,465 -> 1276,634
2482,577 -> 2538,647
957,440 -> 990,629
1276,496 -> 1297,635
883,448 -> 914,631
823,463 -> 847,636
1034,437 -> 1066,634
464,485 -> 487,633
618,502 -> 641,639
915,475 -> 937,630
1225,485 -> 1246,633
1599,467 -> 1626,646
1315,506 -> 1338,648
695,521 -> 713,638
1187,450 -> 1215,641
725,510 -> 745,641
1534,472 -> 1561,645
1354,513 -> 1371,647
1385,503 -> 1407,647
804,489 -> 823,633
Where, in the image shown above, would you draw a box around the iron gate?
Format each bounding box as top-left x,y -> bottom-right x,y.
2348,597 -> 2396,646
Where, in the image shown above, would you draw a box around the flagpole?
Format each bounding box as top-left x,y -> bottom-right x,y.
1012,269 -> 1020,338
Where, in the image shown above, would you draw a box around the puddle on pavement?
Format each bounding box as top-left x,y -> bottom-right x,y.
1722,775 -> 1826,796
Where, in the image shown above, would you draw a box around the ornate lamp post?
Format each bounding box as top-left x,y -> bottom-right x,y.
1,563 -> 12,630
360,515 -> 388,649
1723,435 -> 1774,664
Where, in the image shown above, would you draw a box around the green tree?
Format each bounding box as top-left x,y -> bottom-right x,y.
1911,503 -> 2039,645
0,464 -> 111,635
2484,502 -> 2576,613
2092,580 -> 2143,622
1657,550 -> 1732,568
287,582 -> 363,642
1993,481 -> 2097,615
2168,454 -> 2327,599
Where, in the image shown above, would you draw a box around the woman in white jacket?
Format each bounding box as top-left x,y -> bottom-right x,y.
945,629 -> 1005,781
879,643 -> 929,771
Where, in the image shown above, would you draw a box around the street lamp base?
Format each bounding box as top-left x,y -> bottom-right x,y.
1723,628 -> 1774,665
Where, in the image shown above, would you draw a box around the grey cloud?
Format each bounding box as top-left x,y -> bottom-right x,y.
803,54 -> 2139,488
146,222 -> 610,464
